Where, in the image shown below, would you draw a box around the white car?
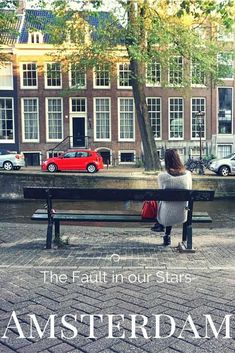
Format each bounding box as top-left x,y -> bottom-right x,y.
0,149 -> 25,171
209,153 -> 235,176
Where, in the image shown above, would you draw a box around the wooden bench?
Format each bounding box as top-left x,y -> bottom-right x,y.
23,187 -> 215,252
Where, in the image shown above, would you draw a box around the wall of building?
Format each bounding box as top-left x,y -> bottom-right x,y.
0,171 -> 235,199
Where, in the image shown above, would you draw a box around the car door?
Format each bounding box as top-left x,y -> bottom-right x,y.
75,151 -> 89,170
230,156 -> 235,173
60,151 -> 77,170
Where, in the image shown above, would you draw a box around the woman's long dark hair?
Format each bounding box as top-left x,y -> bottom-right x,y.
164,149 -> 186,176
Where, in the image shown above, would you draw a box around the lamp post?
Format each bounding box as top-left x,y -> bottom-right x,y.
195,111 -> 205,160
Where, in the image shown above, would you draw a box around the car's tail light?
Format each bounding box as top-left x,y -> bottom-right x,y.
15,154 -> 24,159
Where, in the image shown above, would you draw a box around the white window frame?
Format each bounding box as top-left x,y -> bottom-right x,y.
69,98 -> 87,147
28,32 -> 43,44
117,63 -> 132,89
69,63 -> 87,89
0,97 -> 15,143
44,63 -> 62,89
191,97 -> 206,141
191,59 -> 206,87
20,63 -> 38,89
21,97 -> 39,143
118,97 -> 135,142
217,144 -> 233,159
147,97 -> 162,140
22,151 -> 42,165
93,65 -> 110,89
118,150 -> 136,164
146,61 -> 161,87
168,97 -> 184,140
217,26 -> 234,42
217,53 -> 234,80
168,56 -> 183,86
0,62 -> 13,90
217,86 -> 233,136
69,97 -> 87,113
45,97 -> 63,142
94,97 -> 111,142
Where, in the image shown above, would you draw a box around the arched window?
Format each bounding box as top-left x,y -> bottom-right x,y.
28,32 -> 43,44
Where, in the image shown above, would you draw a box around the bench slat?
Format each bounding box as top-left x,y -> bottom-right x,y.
31,212 -> 212,223
23,187 -> 215,202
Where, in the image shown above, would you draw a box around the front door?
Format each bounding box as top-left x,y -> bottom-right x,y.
72,118 -> 85,147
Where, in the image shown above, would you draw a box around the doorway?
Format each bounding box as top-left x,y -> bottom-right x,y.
72,117 -> 85,147
97,149 -> 111,166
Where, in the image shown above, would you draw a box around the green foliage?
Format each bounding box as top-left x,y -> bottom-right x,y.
0,0 -> 19,62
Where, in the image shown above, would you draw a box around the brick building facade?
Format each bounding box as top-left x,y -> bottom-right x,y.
0,6 -> 234,166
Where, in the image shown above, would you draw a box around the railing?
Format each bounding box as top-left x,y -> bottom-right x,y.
47,136 -> 90,157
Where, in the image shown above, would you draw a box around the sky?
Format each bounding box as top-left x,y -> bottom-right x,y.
26,0 -> 121,11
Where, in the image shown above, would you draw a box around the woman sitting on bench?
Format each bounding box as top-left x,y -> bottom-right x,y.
154,149 -> 192,246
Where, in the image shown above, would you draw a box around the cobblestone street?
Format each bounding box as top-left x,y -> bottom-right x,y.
0,223 -> 235,353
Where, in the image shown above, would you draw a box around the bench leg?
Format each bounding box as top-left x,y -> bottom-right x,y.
182,222 -> 187,242
186,225 -> 193,250
55,221 -> 60,243
46,222 -> 53,249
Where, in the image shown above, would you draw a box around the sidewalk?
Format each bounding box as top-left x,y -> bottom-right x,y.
0,222 -> 235,353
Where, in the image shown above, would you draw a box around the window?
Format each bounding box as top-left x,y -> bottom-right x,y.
169,98 -> 184,139
191,98 -> 206,139
46,98 -> 63,141
217,27 -> 234,42
23,152 -> 41,166
218,53 -> 233,79
22,98 -> 39,142
94,64 -> 110,88
191,59 -> 206,86
217,145 -> 232,159
118,63 -> 131,88
0,98 -> 14,141
45,63 -> 62,88
71,98 -> 86,112
63,151 -> 76,158
146,61 -> 161,86
119,98 -> 135,141
147,98 -> 161,139
48,151 -> 63,158
70,64 -> 86,88
28,32 -> 43,44
169,56 -> 183,85
119,151 -> 135,164
21,63 -> 38,88
76,151 -> 90,158
218,88 -> 232,134
0,63 -> 13,90
94,98 -> 111,141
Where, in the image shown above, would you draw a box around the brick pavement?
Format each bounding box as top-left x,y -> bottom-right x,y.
0,222 -> 235,353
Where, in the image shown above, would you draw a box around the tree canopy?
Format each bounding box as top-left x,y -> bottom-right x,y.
42,0 -> 234,170
0,0 -> 20,63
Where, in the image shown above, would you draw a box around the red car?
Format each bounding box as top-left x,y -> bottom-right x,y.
41,150 -> 104,173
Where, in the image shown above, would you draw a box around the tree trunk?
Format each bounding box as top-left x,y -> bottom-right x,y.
127,0 -> 161,171
129,59 -> 161,171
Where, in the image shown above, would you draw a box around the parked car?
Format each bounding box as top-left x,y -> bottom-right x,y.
209,153 -> 235,176
0,149 -> 25,171
41,149 -> 104,173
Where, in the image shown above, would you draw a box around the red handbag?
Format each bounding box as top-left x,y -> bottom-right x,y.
141,200 -> 158,219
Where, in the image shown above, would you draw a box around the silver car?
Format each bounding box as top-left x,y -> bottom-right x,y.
0,149 -> 25,171
209,153 -> 235,176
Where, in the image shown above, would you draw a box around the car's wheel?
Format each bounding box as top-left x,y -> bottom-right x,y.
3,161 -> 13,171
218,165 -> 230,177
87,163 -> 97,173
47,163 -> 57,173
